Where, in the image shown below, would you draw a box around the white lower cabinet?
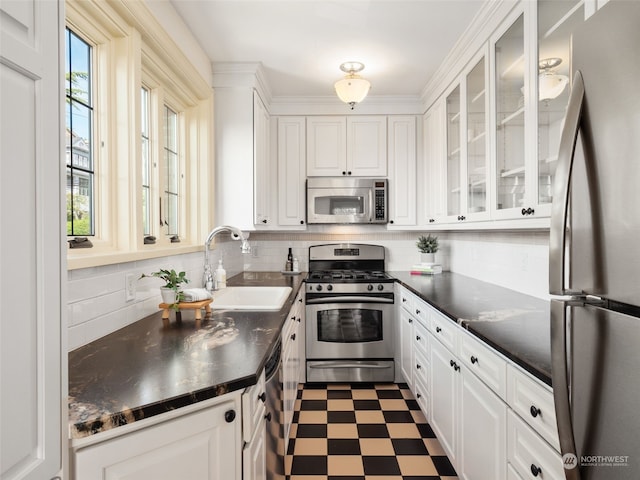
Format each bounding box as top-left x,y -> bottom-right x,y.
73,396 -> 241,480
242,371 -> 267,480
458,364 -> 507,480
396,285 -> 560,480
429,335 -> 460,468
282,291 -> 304,453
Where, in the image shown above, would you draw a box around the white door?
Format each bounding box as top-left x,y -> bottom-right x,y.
1,1 -> 64,479
458,369 -> 507,480
387,116 -> 417,227
399,309 -> 414,390
346,116 -> 387,176
277,117 -> 306,227
306,116 -> 346,176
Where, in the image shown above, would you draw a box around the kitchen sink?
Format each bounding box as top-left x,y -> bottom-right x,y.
210,286 -> 292,311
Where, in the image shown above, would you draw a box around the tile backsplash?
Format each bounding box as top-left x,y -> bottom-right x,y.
67,230 -> 549,350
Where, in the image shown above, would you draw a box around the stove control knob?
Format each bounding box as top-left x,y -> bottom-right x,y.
367,284 -> 374,291
327,284 -> 333,291
316,285 -> 323,291
377,284 -> 384,291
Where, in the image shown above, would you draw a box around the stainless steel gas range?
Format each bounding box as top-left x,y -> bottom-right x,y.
305,244 -> 395,383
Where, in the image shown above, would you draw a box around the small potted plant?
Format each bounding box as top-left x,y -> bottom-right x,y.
140,269 -> 189,306
416,234 -> 439,264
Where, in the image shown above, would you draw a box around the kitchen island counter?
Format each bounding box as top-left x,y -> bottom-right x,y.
68,272 -> 305,439
391,271 -> 552,386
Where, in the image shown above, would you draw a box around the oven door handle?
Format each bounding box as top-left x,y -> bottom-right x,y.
308,362 -> 393,369
305,296 -> 394,304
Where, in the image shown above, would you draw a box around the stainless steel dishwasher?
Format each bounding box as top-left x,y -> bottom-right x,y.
264,338 -> 284,480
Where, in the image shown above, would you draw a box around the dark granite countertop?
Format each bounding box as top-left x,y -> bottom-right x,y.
68,272 -> 305,439
390,272 -> 552,386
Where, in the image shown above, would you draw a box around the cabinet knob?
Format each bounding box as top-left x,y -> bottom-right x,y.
455,363 -> 461,372
224,409 -> 236,423
402,297 -> 407,303
429,218 -> 435,223
262,219 -> 267,224
265,412 -> 272,422
415,309 -> 420,315
521,207 -> 535,216
416,363 -> 421,370
450,359 -> 455,367
300,220 -> 305,224
470,356 -> 478,364
416,335 -> 421,341
530,464 -> 542,477
457,215 -> 466,221
297,316 -> 301,322
436,326 -> 442,333
416,392 -> 422,399
291,333 -> 296,341
347,171 -> 352,175
258,392 -> 266,403
390,220 -> 394,224
408,318 -> 413,323
342,171 -> 347,175
530,405 -> 541,418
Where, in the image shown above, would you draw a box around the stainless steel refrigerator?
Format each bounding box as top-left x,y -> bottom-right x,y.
550,1 -> 640,479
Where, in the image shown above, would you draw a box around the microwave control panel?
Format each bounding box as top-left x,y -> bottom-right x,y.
374,182 -> 387,221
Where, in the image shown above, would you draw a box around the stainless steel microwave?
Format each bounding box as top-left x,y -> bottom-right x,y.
306,177 -> 388,224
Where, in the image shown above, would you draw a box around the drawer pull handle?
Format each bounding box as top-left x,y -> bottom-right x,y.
470,356 -> 478,364
225,409 -> 236,423
436,326 -> 442,333
258,392 -> 266,403
530,405 -> 542,418
402,297 -> 407,303
416,392 -> 422,399
530,464 -> 542,477
416,335 -> 421,341
416,363 -> 422,370
415,309 -> 421,315
264,412 -> 272,422
408,318 -> 413,324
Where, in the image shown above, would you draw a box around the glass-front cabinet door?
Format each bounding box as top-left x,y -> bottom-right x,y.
445,85 -> 461,219
492,10 -> 527,218
537,0 -> 583,211
466,53 -> 489,219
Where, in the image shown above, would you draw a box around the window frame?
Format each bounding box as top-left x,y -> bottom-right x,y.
66,0 -> 214,270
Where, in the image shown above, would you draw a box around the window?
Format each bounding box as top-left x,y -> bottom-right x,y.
163,105 -> 179,237
65,28 -> 94,236
65,0 -> 214,269
141,86 -> 151,236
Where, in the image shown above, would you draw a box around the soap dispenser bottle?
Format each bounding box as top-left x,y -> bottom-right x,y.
215,259 -> 227,289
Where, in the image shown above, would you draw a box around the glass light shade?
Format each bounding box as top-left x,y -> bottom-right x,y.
334,75 -> 371,106
539,72 -> 569,101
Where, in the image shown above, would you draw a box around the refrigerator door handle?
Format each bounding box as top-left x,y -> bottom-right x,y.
550,300 -> 580,480
549,71 -> 585,296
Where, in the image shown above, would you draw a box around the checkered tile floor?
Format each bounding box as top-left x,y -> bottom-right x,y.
286,383 -> 458,480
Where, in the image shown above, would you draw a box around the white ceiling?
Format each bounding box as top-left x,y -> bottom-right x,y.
169,0 -> 485,98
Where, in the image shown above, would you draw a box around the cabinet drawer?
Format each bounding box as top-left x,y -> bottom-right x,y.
507,365 -> 559,451
412,299 -> 430,326
414,349 -> 429,387
399,288 -> 416,314
430,311 -> 459,353
413,371 -> 429,421
413,320 -> 430,357
242,370 -> 266,443
460,331 -> 507,400
507,410 -> 564,480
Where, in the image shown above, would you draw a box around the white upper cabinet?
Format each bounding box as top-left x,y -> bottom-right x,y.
253,91 -> 272,226
421,99 -> 446,225
277,117 -> 307,228
490,7 -> 530,220
346,116 -> 388,176
387,116 -> 417,227
307,116 -> 387,176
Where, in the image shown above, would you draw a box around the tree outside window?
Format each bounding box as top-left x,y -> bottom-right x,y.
65,28 -> 94,236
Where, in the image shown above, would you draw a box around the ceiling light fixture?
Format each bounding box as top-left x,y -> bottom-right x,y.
538,58 -> 569,102
334,61 -> 371,110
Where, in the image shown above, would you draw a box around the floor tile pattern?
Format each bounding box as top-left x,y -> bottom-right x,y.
286,383 -> 458,480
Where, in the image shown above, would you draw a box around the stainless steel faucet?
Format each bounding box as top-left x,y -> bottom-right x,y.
203,225 -> 251,291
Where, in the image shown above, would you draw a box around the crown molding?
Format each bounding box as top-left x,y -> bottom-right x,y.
420,0 -> 519,112
268,95 -> 422,116
211,62 -> 273,106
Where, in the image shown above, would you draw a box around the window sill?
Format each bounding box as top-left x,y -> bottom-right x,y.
67,243 -> 203,270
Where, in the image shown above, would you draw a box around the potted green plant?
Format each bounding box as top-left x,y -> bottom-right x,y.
416,234 -> 439,264
140,269 -> 189,305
